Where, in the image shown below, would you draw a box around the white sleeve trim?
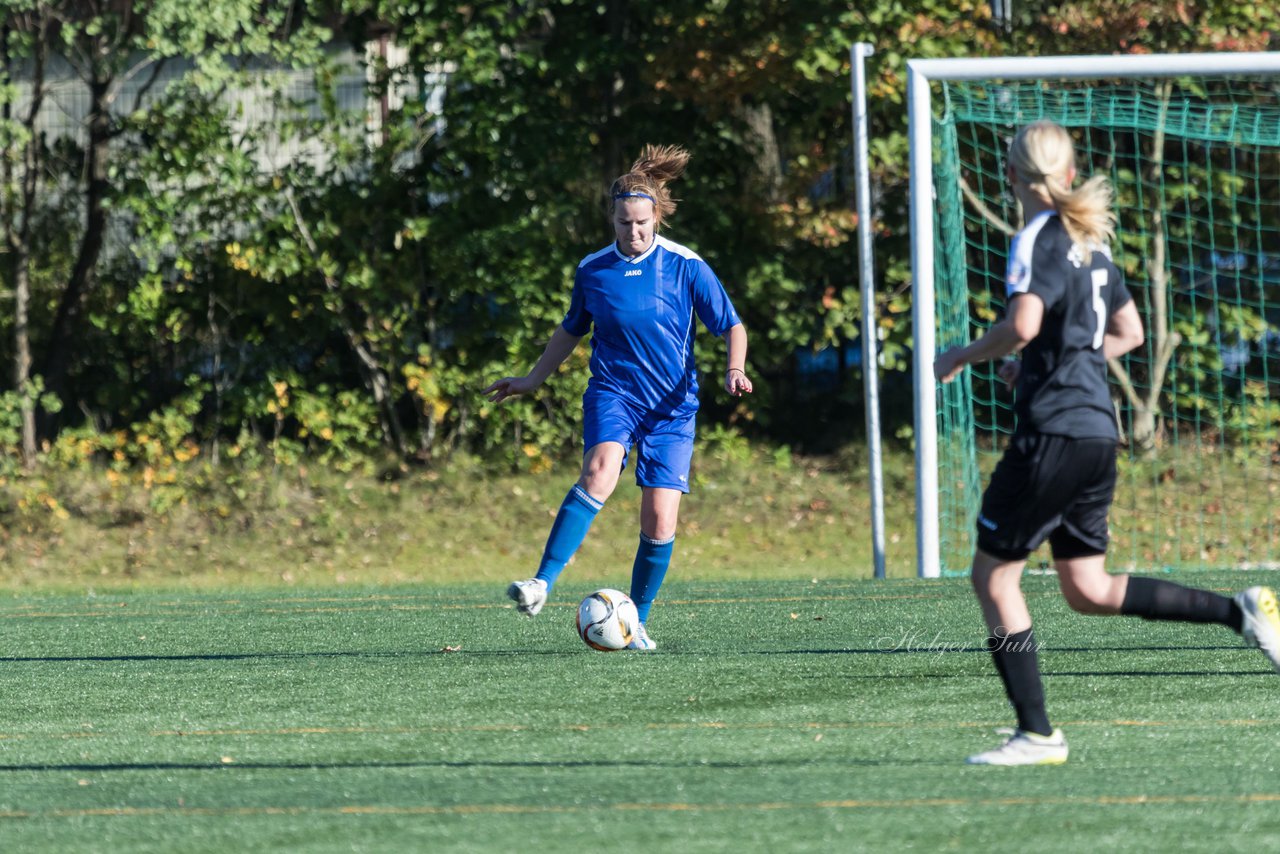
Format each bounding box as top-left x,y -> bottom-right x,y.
655,234 -> 704,262
578,244 -> 616,269
1006,211 -> 1054,297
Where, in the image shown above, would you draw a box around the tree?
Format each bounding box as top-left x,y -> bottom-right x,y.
5,0 -> 1275,469
0,4 -> 50,469
0,1 -> 329,441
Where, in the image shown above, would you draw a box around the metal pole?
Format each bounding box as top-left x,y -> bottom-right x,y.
909,51 -> 1280,82
850,42 -> 886,580
907,62 -> 941,579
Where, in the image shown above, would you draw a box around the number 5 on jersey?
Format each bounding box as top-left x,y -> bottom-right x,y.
1090,268 -> 1108,350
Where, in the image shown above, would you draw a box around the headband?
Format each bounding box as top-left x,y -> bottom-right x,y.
612,191 -> 656,203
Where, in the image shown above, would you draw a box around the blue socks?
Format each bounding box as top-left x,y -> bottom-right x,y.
533,485 -> 675,625
630,533 -> 675,624
535,485 -> 604,592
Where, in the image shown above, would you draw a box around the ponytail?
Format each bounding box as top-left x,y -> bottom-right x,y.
609,144 -> 691,228
1010,121 -> 1115,257
1046,174 -> 1115,254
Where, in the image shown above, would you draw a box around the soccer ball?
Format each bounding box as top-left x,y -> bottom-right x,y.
576,589 -> 639,651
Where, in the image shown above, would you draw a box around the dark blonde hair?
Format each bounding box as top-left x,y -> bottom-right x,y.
1009,120 -> 1115,254
609,144 -> 690,229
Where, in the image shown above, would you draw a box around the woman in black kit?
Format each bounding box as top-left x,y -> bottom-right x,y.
934,120 -> 1280,766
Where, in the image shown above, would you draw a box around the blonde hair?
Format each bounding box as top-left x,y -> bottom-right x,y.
1009,120 -> 1115,254
609,144 -> 690,229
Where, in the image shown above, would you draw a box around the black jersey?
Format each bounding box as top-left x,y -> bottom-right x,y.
1005,211 -> 1133,439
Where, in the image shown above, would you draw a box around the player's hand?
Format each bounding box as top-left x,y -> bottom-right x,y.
482,375 -> 539,404
933,349 -> 965,384
998,358 -> 1021,389
725,368 -> 753,397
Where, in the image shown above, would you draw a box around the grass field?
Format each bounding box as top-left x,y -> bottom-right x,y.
3,573 -> 1279,851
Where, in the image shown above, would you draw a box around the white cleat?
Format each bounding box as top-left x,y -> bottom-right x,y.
966,727 -> 1068,766
627,622 -> 656,650
506,578 -> 548,617
1236,586 -> 1280,673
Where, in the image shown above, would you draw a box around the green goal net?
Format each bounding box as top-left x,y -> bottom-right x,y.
932,77 -> 1280,576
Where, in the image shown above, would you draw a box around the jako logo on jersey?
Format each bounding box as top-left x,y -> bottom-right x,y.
977,514 -> 998,531
624,269 -> 643,277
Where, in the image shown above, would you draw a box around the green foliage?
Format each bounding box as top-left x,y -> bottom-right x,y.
0,379 -> 60,476
1014,0 -> 1280,55
694,422 -> 756,471
1171,305 -> 1280,445
1,0 -> 1277,474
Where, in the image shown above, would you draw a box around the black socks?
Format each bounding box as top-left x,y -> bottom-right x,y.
988,628 -> 1052,737
986,578 -> 1244,740
1121,577 -> 1243,632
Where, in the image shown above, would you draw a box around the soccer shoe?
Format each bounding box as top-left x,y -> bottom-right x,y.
627,622 -> 657,650
965,727 -> 1068,766
1236,586 -> 1280,673
506,578 -> 548,617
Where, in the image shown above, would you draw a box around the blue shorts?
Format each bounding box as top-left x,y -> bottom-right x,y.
583,391 -> 696,493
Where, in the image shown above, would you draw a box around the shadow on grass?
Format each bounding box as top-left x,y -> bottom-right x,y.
0,650 -> 576,663
0,757 -> 944,773
1043,669 -> 1269,677
792,670 -> 1270,679
0,644 -> 1254,664
749,645 -> 1245,655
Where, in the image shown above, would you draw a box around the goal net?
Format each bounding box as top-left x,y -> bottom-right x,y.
914,56 -> 1280,576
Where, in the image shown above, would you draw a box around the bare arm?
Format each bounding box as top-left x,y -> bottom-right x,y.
525,325 -> 583,384
483,324 -> 584,403
935,294 -> 1044,383
722,322 -> 753,396
1103,299 -> 1144,359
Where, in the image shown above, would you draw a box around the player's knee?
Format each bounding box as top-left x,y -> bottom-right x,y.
579,464 -> 619,499
1061,581 -> 1115,614
969,568 -> 1001,603
644,517 -> 677,542
969,570 -> 988,596
640,501 -> 678,541
1060,585 -> 1091,612
970,555 -> 1002,588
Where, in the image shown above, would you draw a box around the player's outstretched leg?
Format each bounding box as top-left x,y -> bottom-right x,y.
1110,575 -> 1280,671
627,532 -> 673,650
507,484 -> 604,617
1116,576 -> 1242,627
966,727 -> 1069,766
1235,586 -> 1280,673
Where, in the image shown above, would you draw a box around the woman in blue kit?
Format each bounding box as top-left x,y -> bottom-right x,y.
483,144 -> 751,650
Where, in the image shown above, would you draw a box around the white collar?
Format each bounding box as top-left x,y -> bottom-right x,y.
614,236 -> 658,264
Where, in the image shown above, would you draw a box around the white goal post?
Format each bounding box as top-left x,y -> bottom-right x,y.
907,51 -> 1280,579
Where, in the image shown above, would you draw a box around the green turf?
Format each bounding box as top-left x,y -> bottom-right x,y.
2,574 -> 1279,851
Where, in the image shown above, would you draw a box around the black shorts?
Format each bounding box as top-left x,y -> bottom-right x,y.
976,432 -> 1117,562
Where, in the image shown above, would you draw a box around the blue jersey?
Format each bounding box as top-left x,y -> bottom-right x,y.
563,235 -> 741,415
